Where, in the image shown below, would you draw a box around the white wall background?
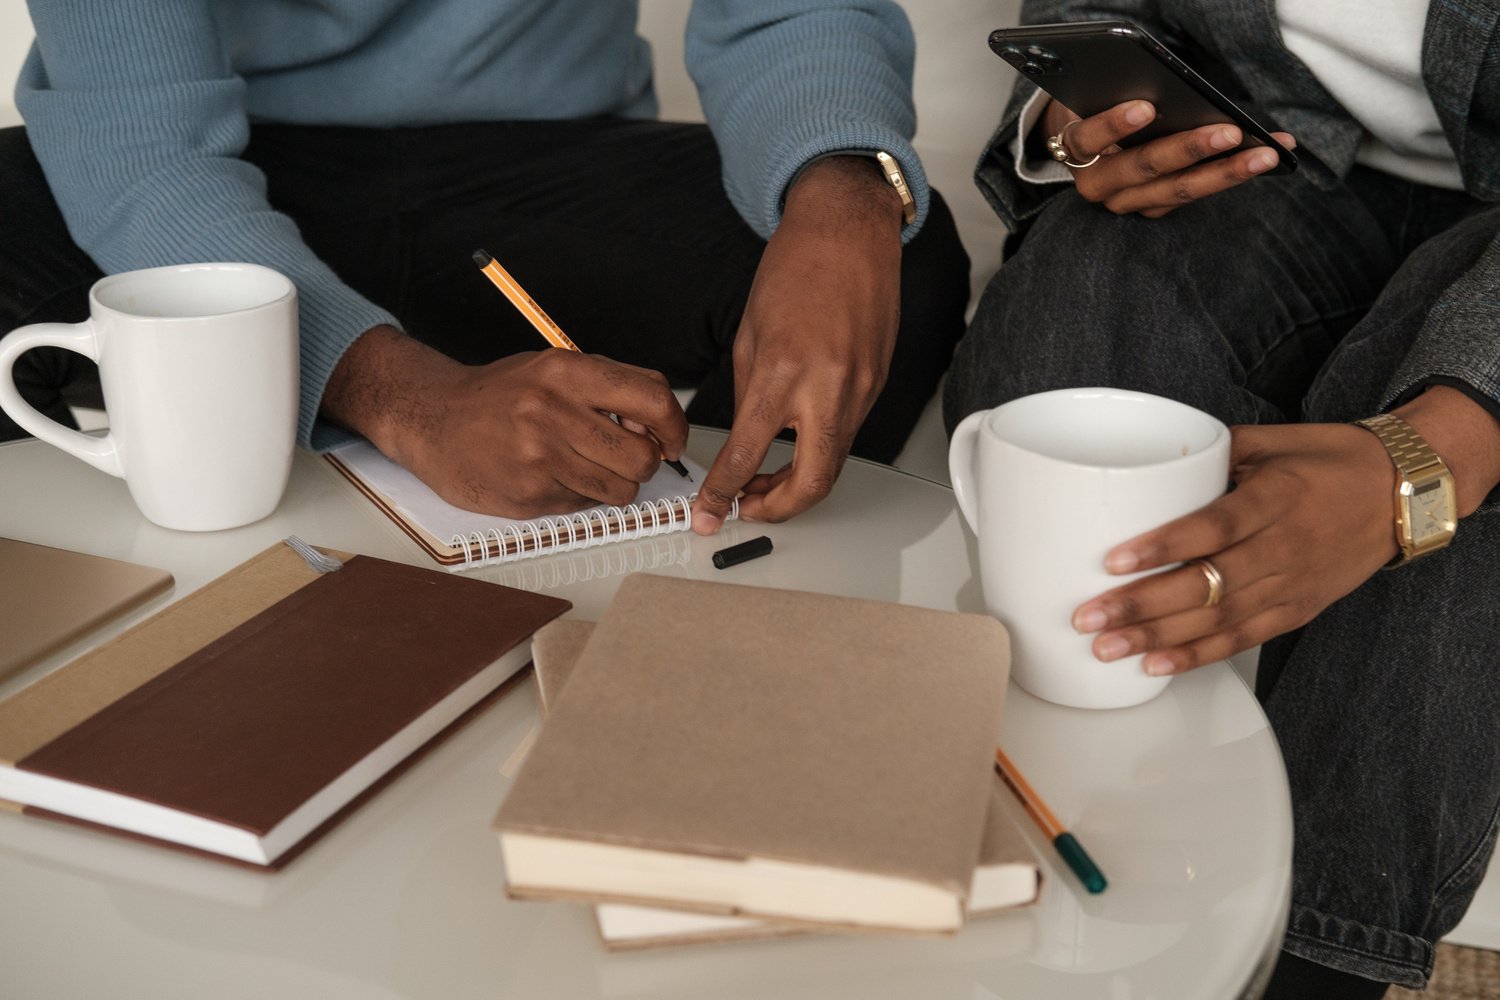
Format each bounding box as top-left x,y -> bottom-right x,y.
0,2 -> 34,127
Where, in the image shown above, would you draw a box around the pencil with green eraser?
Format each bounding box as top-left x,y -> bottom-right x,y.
994,746 -> 1107,894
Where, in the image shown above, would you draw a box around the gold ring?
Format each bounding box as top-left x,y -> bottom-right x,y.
1047,120 -> 1101,169
1193,558 -> 1225,608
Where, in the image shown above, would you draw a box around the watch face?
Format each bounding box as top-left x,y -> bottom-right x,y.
1408,478 -> 1456,546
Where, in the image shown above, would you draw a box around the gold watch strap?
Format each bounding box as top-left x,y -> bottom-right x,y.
874,151 -> 917,226
1353,413 -> 1445,477
1354,412 -> 1455,567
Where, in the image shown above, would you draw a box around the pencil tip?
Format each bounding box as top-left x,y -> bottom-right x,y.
471,249 -> 491,268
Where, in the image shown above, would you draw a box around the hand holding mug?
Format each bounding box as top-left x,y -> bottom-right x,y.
949,388 -> 1230,709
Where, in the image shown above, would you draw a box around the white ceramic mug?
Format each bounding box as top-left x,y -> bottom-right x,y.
949,387 -> 1231,709
0,263 -> 299,531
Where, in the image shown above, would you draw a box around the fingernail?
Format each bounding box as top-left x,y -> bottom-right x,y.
691,510 -> 723,536
1073,607 -> 1109,633
1096,635 -> 1131,661
1143,653 -> 1175,676
1249,150 -> 1279,173
1105,550 -> 1139,574
1124,102 -> 1152,125
1209,128 -> 1239,150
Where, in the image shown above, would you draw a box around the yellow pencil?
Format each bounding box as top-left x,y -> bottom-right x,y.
472,249 -> 689,480
472,249 -> 581,352
994,746 -> 1107,893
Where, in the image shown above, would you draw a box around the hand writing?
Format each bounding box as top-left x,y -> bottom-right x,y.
323,325 -> 687,518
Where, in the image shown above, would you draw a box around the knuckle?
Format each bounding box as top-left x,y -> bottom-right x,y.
1115,593 -> 1146,623
1287,596 -> 1321,628
1182,137 -> 1209,161
1202,504 -> 1241,548
1134,153 -> 1163,179
632,452 -> 659,483
1134,622 -> 1162,651
791,472 -> 837,504
1171,182 -> 1196,204
1076,178 -> 1107,203
699,483 -> 739,507
719,441 -> 762,479
1226,627 -> 1257,657
511,387 -> 549,422
643,380 -> 678,417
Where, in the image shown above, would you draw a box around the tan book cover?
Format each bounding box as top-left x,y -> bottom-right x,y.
527,617 -> 1039,950
495,574 -> 1012,933
0,537 -> 174,680
0,543 -> 570,869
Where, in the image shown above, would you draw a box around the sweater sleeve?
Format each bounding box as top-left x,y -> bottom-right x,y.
17,0 -> 395,451
684,0 -> 925,243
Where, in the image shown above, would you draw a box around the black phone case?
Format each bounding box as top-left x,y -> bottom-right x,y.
990,21 -> 1296,173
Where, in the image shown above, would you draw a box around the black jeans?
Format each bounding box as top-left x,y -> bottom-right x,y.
0,120 -> 971,461
946,167 -> 1500,989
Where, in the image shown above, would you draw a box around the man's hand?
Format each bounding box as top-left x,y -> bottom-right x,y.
322,325 -> 688,518
1070,387 -> 1500,675
690,155 -> 904,534
1039,99 -> 1296,218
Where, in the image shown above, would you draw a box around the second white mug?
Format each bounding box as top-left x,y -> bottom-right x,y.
949,387 -> 1231,709
0,262 -> 299,532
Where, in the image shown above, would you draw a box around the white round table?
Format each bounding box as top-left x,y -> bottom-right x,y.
0,429 -> 1291,999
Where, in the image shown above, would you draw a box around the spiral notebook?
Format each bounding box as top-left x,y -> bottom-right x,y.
326,440 -> 735,571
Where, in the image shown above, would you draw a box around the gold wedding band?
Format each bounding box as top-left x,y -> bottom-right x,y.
1047,119 -> 1102,169
1193,558 -> 1225,608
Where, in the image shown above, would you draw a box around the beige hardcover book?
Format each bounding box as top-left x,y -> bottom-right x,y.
527,618 -> 1039,951
0,537 -> 174,680
495,574 -> 1012,934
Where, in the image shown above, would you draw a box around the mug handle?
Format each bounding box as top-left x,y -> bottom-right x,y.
0,321 -> 122,477
948,409 -> 986,533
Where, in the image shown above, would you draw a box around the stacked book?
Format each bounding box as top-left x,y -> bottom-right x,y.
492,574 -> 1040,950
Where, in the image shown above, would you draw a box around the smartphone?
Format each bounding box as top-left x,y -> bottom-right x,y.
989,21 -> 1296,173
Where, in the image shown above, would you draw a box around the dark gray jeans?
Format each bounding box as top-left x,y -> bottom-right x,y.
945,167 -> 1500,990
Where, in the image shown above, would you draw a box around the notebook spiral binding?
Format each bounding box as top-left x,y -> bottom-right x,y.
450,493 -> 739,568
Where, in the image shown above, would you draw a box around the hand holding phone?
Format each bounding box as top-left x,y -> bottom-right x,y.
992,21 -> 1297,218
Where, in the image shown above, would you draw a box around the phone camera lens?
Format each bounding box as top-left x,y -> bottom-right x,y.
1022,45 -> 1063,74
999,45 -> 1025,66
1021,61 -> 1042,76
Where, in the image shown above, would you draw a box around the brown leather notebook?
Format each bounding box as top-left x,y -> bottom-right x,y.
0,537 -> 173,680
0,542 -> 569,869
495,574 -> 1012,934
526,618 -> 1039,950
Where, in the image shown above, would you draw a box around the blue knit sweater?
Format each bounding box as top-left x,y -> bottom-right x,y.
17,0 -> 925,449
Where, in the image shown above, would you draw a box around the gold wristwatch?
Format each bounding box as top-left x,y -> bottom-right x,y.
1353,413 -> 1457,567
874,151 -> 917,225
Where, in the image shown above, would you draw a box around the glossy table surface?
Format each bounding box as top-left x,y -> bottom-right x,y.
0,430 -> 1291,1000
